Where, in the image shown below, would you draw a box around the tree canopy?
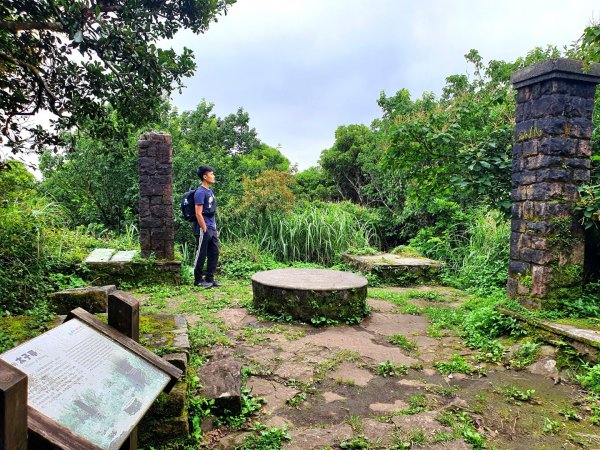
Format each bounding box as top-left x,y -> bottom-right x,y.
0,0 -> 234,154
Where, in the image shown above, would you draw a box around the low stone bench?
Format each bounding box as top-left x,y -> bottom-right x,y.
251,268 -> 369,325
83,248 -> 181,285
344,253 -> 442,286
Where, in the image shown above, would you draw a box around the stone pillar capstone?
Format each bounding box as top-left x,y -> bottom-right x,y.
508,59 -> 600,309
138,132 -> 175,260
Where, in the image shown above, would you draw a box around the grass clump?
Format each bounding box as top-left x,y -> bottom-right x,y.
509,341 -> 540,369
387,334 -> 417,351
376,360 -> 408,377
495,385 -> 538,403
242,424 -> 291,449
433,354 -> 484,376
437,409 -> 487,450
578,364 -> 600,394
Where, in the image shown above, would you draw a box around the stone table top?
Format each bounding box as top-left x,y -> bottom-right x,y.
346,253 -> 441,267
251,268 -> 367,291
85,248 -> 139,264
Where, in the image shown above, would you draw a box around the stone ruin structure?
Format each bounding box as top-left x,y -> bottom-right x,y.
508,59 -> 600,308
138,132 -> 175,260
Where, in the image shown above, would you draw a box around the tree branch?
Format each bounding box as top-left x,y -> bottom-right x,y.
0,52 -> 61,115
0,21 -> 64,32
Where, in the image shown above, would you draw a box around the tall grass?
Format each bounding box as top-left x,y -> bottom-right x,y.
224,202 -> 377,265
412,209 -> 510,292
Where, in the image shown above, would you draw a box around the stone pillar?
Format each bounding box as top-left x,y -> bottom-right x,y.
508,59 -> 600,308
138,132 -> 175,260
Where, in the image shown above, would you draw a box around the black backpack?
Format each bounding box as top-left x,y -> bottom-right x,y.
181,188 -> 196,222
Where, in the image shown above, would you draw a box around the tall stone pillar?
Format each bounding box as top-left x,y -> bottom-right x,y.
138,132 -> 175,260
508,59 -> 600,308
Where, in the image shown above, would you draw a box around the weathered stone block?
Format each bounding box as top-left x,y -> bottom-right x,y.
578,140 -> 592,157
535,117 -> 568,135
509,260 -> 530,275
48,285 -> 116,314
145,381 -> 187,421
573,168 -> 590,183
567,117 -> 593,139
163,353 -> 188,372
528,182 -> 564,201
536,168 -> 570,183
529,95 -> 567,118
521,248 -> 555,265
525,154 -> 564,170
511,219 -> 526,233
520,233 -> 548,251
506,276 -> 518,297
198,356 -> 243,416
539,136 -> 578,156
526,221 -> 552,234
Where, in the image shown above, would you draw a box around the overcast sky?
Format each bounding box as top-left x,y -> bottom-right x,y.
166,0 -> 599,171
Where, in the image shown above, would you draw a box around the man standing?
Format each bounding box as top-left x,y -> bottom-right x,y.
193,165 -> 220,288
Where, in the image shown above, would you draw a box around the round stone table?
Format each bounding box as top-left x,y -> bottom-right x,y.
251,268 -> 369,325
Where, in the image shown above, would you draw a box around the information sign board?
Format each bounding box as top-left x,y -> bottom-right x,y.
0,318 -> 170,450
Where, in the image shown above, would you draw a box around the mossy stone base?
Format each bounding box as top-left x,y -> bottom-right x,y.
83,260 -> 181,287
251,268 -> 369,324
344,253 -> 442,286
48,285 -> 116,315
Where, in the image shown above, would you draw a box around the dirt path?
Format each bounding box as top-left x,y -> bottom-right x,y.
138,283 -> 600,449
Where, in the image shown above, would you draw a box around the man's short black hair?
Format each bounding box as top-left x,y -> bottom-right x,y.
197,165 -> 214,180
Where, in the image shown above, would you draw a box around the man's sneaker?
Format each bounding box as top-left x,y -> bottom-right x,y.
210,280 -> 222,287
195,280 -> 213,288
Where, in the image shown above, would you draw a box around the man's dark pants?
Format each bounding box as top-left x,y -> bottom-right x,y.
194,229 -> 219,283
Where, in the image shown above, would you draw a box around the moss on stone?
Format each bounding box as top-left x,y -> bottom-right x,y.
0,315 -> 59,351
252,284 -> 369,325
139,313 -> 178,355
82,260 -> 182,287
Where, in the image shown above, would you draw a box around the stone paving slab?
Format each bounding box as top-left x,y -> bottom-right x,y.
246,378 -> 300,412
327,362 -> 374,386
322,392 -> 346,403
362,312 -> 429,337
367,298 -> 400,313
359,418 -> 396,448
110,250 -> 138,262
85,248 -> 115,263
369,398 -> 409,413
284,423 -> 353,450
294,327 -> 420,366
215,308 -> 258,327
392,410 -> 453,436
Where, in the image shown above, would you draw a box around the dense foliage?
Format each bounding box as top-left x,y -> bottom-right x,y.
0,0 -> 233,153
3,22 -> 600,315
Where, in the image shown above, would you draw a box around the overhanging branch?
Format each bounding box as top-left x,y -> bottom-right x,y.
0,21 -> 64,32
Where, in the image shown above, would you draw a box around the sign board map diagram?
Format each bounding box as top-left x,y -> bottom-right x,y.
1,318 -> 170,450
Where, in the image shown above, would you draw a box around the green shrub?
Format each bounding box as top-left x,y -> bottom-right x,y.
0,165 -> 128,314
410,208 -> 510,292
578,364 -> 600,394
218,240 -> 283,279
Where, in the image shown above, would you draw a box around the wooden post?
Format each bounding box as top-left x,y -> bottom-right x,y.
108,290 -> 140,342
0,360 -> 27,450
108,290 -> 140,450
